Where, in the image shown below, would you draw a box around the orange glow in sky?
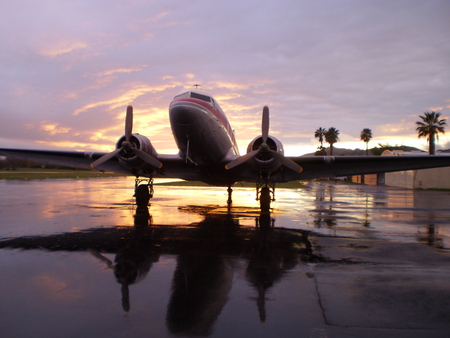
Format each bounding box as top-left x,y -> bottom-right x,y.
1,1 -> 449,155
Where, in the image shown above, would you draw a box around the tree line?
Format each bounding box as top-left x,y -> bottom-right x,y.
314,111 -> 446,156
0,158 -> 72,170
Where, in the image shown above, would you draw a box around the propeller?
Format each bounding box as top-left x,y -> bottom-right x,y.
225,106 -> 303,173
90,106 -> 163,169
262,106 -> 269,143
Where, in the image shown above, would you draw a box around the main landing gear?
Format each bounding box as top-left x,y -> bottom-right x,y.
133,177 -> 275,211
256,181 -> 275,212
134,178 -> 154,207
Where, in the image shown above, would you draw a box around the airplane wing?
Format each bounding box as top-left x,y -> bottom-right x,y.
3,148 -> 450,183
284,155 -> 450,180
221,106 -> 450,183
0,148 -> 126,173
0,148 -> 200,180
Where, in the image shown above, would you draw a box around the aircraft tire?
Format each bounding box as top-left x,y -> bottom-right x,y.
260,187 -> 271,212
135,184 -> 150,207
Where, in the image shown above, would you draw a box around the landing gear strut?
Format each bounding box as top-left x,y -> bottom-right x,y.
227,186 -> 233,205
134,178 -> 154,207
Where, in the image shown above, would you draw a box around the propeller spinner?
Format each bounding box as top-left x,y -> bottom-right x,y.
225,106 -> 302,173
90,106 -> 163,169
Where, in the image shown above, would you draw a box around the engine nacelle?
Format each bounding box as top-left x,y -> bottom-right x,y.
115,134 -> 158,169
246,135 -> 284,173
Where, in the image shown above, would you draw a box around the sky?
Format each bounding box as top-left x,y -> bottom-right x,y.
1,0 -> 449,156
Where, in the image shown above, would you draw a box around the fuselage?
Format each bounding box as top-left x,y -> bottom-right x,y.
169,90 -> 239,166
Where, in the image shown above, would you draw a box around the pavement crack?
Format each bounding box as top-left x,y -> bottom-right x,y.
309,267 -> 331,326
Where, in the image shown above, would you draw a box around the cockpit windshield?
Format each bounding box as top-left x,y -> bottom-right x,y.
174,91 -> 212,103
189,92 -> 211,102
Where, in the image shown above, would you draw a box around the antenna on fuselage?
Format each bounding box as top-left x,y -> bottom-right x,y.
192,84 -> 202,89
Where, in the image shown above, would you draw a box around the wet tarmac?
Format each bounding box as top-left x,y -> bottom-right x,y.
0,177 -> 449,338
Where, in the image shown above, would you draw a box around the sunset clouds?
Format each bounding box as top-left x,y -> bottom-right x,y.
1,0 -> 449,155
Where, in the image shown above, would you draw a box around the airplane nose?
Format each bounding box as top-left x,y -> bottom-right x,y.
169,104 -> 198,125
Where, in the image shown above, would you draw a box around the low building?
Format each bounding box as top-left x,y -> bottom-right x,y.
385,166 -> 450,190
360,150 -> 450,190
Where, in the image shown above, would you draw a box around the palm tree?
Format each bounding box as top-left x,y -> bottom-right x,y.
314,127 -> 327,148
314,127 -> 327,155
325,127 -> 339,155
416,111 -> 446,155
360,128 -> 372,155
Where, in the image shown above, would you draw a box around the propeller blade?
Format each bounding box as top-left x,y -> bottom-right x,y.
262,106 -> 269,143
225,149 -> 260,170
133,148 -> 163,169
90,148 -> 123,168
269,151 -> 303,173
281,158 -> 303,173
125,105 -> 133,141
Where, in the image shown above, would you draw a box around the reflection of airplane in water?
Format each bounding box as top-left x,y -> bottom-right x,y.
90,207 -> 159,312
2,88 -> 450,210
0,206 -> 314,335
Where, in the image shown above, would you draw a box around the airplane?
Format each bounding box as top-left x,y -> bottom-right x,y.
2,88 -> 450,210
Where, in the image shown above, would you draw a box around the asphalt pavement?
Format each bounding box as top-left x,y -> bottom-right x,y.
0,178 -> 449,337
